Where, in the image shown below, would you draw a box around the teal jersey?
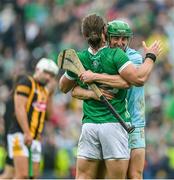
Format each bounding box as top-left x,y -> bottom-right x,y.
66,46 -> 132,124
126,47 -> 145,127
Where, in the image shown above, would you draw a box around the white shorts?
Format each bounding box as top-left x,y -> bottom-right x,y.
77,123 -> 130,160
7,132 -> 41,162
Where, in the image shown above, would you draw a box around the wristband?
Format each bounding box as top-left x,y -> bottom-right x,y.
145,53 -> 156,62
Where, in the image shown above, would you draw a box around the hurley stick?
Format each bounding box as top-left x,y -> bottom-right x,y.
28,147 -> 33,179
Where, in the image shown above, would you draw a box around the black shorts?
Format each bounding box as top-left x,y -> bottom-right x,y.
6,155 -> 13,166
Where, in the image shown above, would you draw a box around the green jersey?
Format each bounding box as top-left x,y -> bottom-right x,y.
66,46 -> 131,124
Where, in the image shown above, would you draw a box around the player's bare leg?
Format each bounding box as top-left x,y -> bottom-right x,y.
76,158 -> 100,179
105,159 -> 129,179
0,164 -> 14,179
33,161 -> 40,178
13,155 -> 40,179
127,148 -> 145,179
14,156 -> 29,178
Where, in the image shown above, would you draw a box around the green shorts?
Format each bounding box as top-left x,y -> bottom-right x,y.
128,127 -> 145,149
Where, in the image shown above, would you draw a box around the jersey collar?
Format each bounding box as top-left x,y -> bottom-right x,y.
88,45 -> 108,55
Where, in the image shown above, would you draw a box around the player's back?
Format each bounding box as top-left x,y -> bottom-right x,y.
79,46 -> 129,75
77,46 -> 131,124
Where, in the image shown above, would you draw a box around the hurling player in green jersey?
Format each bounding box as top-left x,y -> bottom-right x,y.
59,14 -> 161,179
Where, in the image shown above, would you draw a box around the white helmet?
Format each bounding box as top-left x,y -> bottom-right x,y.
36,58 -> 59,75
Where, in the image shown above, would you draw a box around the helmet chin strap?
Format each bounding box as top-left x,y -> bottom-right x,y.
124,37 -> 132,51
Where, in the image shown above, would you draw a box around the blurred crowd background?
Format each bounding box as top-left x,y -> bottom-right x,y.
0,0 -> 174,179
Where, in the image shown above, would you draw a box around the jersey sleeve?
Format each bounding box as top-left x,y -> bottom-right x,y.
113,48 -> 132,73
15,75 -> 32,97
64,70 -> 78,80
126,48 -> 143,67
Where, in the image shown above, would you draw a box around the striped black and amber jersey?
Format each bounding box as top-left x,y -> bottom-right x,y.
9,75 -> 49,139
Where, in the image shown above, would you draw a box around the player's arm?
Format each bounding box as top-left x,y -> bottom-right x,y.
59,72 -> 77,93
72,85 -> 99,100
46,94 -> 54,119
80,71 -> 130,88
80,60 -> 153,87
72,85 -> 114,100
14,76 -> 32,146
120,41 -> 161,86
81,41 -> 161,86
14,94 -> 30,135
45,78 -> 57,119
120,59 -> 153,86
80,63 -> 150,87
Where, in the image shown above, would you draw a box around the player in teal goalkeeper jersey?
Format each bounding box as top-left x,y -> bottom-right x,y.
107,20 -> 146,179
59,14 -> 161,179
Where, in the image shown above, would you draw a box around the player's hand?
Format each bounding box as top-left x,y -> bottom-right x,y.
100,89 -> 115,100
24,132 -> 33,147
80,70 -> 95,83
91,91 -> 100,100
46,77 -> 57,95
142,40 -> 162,57
92,89 -> 115,101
